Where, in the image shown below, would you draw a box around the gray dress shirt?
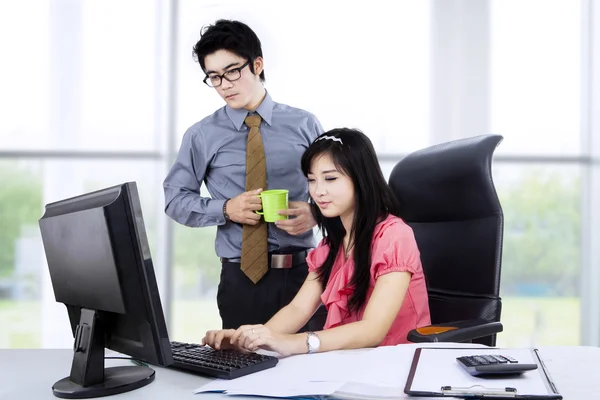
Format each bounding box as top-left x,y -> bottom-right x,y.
163,92 -> 324,258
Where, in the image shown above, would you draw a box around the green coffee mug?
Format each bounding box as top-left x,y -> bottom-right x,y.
256,189 -> 289,222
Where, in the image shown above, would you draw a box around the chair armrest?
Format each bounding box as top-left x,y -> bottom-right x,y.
407,319 -> 503,343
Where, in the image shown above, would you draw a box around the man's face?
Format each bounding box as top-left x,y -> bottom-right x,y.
203,49 -> 263,110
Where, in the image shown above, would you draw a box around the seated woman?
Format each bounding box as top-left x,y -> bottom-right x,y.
203,128 -> 431,356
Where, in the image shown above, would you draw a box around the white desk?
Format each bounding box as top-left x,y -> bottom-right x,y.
1,346 -> 599,399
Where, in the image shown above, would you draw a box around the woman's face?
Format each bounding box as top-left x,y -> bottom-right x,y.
308,153 -> 355,222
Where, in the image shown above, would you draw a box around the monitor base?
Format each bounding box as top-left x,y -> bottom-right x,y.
52,365 -> 155,399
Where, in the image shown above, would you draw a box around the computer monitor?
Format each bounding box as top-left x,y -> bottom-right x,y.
38,182 -> 173,399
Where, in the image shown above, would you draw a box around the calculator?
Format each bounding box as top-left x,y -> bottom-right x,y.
456,354 -> 538,377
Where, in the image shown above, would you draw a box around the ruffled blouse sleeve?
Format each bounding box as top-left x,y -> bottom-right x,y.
306,239 -> 331,273
370,218 -> 422,280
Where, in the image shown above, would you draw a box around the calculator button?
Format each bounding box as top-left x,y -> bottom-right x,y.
499,355 -> 518,363
491,355 -> 508,363
473,356 -> 489,365
457,357 -> 472,366
482,355 -> 499,364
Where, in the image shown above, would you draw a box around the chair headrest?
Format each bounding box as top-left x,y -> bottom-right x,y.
389,135 -> 503,222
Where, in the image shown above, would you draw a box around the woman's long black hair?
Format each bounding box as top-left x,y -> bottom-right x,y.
301,128 -> 401,313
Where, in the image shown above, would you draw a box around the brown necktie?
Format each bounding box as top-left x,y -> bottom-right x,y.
241,114 -> 268,283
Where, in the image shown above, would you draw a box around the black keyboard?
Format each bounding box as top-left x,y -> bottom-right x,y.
169,341 -> 279,379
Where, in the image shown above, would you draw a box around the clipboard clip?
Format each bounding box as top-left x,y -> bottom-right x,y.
441,385 -> 518,397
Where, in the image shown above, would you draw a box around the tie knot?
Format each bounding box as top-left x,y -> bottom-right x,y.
244,114 -> 262,128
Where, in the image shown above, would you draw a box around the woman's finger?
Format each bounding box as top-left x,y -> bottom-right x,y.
247,336 -> 268,351
214,330 -> 229,350
230,325 -> 250,344
204,330 -> 217,346
241,330 -> 257,349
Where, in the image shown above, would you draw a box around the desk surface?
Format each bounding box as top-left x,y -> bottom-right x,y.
1,346 -> 599,399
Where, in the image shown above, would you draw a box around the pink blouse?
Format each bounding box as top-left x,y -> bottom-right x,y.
306,215 -> 431,346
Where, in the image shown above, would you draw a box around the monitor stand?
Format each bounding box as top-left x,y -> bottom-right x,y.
52,308 -> 155,399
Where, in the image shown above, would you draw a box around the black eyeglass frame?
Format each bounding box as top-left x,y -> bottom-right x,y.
203,60 -> 251,88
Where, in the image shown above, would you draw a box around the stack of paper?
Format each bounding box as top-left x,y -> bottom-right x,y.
196,380 -> 345,398
193,342 -> 488,399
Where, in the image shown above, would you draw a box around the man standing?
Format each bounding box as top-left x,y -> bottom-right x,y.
164,20 -> 324,331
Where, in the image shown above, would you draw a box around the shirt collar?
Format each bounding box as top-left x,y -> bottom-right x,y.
226,90 -> 274,131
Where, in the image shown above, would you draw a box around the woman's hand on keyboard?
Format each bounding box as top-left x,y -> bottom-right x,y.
202,329 -> 248,352
231,324 -> 300,357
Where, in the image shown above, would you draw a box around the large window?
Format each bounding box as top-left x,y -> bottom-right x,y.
490,0 -> 582,156
493,165 -> 582,346
0,0 -> 597,349
175,0 -> 430,152
0,158 -> 163,348
490,0 -> 583,346
0,0 -> 166,348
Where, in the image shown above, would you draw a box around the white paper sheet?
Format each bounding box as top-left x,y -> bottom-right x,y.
193,342 -> 488,398
195,380 -> 345,397
333,382 -> 409,400
226,382 -> 346,398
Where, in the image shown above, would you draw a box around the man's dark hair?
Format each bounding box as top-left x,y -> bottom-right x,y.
193,19 -> 265,82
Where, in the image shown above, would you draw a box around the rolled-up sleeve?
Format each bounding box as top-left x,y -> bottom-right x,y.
163,127 -> 226,227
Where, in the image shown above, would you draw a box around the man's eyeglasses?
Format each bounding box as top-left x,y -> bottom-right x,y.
203,60 -> 251,88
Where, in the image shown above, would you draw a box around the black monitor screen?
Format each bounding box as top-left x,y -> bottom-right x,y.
39,182 -> 173,398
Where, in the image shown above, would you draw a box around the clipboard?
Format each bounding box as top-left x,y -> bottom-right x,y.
403,347 -> 562,399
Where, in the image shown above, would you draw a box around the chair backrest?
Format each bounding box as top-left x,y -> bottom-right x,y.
388,135 -> 504,346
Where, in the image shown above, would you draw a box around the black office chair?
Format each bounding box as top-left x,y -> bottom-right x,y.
388,134 -> 504,346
